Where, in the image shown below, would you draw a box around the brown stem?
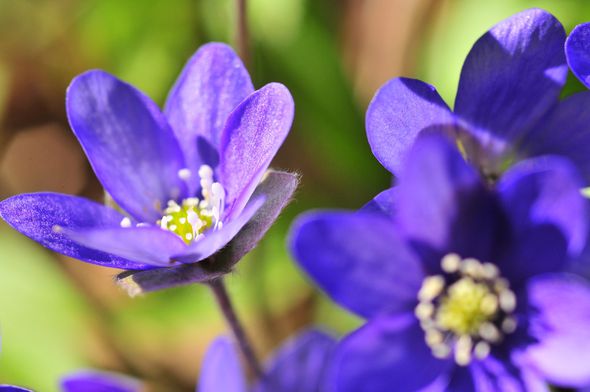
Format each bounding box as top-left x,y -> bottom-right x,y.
208,278 -> 263,377
235,0 -> 250,66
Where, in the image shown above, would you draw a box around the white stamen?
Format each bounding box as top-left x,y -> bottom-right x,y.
418,275 -> 445,301
441,253 -> 461,273
120,217 -> 132,228
474,341 -> 491,359
178,168 -> 192,181
499,290 -> 516,313
455,335 -> 473,366
415,302 -> 434,320
479,322 -> 501,343
501,317 -> 517,334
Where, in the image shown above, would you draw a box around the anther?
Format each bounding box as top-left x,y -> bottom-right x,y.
120,217 -> 132,228
418,275 -> 445,301
441,253 -> 461,273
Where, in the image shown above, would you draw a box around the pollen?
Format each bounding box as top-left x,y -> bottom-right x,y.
416,253 -> 517,366
157,165 -> 225,244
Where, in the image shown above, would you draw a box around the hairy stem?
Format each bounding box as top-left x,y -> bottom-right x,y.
209,278 -> 263,377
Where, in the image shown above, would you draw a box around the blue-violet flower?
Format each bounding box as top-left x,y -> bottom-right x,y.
290,133 -> 590,391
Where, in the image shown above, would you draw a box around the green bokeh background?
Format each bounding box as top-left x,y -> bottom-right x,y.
0,0 -> 588,390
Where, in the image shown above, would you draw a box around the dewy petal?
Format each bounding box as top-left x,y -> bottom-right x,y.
360,187 -> 398,218
63,226 -> 187,267
164,43 -> 254,187
519,91 -> 590,184
199,337 -> 247,392
397,133 -> 507,269
66,70 -> 188,222
329,315 -> 452,392
60,370 -> 141,392
497,157 -> 588,285
455,9 -> 567,150
566,22 -> 590,89
0,193 -> 148,270
115,171 -> 297,295
255,329 -> 337,392
219,83 -> 294,220
289,211 -> 424,319
173,196 -> 265,264
366,77 -> 453,177
521,274 -> 590,387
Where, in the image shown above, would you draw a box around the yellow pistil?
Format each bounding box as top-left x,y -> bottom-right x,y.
158,199 -> 214,244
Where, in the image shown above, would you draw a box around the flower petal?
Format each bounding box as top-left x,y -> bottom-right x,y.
397,133 -> 506,271
329,315 -> 452,392
566,22 -> 590,89
455,9 -> 567,155
366,77 -> 453,176
173,196 -> 265,264
199,337 -> 247,392
0,387 -> 32,392
0,193 -> 147,270
60,370 -> 141,392
360,187 -> 398,218
115,171 -> 297,294
289,211 -> 423,319
519,91 -> 590,184
497,157 -> 588,285
469,356 -> 548,392
219,83 -> 294,220
521,274 -> 590,387
66,70 -> 187,222
164,43 -> 254,188
63,226 -> 187,267
255,329 -> 336,392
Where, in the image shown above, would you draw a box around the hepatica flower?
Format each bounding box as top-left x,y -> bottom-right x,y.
200,330 -> 336,392
0,43 -> 297,292
290,134 -> 590,390
368,8 -> 590,184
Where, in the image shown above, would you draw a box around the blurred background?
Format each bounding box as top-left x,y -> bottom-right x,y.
0,0 -> 588,390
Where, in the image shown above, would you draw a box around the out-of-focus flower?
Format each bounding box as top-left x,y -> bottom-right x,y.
0,43 -> 297,293
566,22 -> 590,88
200,330 -> 336,392
60,330 -> 336,392
60,370 -> 141,392
290,133 -> 590,391
366,9 -> 590,184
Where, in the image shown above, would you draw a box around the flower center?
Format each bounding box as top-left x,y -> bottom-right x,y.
415,254 -> 517,366
158,165 -> 225,244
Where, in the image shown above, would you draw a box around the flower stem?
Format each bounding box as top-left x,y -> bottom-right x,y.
235,0 -> 250,66
209,278 -> 263,377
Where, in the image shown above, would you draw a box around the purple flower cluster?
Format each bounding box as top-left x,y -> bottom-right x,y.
290,8 -> 590,392
2,6 -> 590,392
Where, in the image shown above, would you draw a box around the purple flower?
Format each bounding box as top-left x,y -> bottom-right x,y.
200,330 -> 336,392
566,22 -> 590,88
366,9 -> 590,184
290,133 -> 590,390
0,43 -> 297,292
60,370 -> 141,392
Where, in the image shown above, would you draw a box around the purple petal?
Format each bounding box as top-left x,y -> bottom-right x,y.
61,370 -> 141,392
173,195 -> 265,263
469,356 -> 548,392
360,187 -> 398,218
199,337 -> 246,392
219,83 -> 294,220
66,70 -> 187,222
289,211 -> 423,319
397,133 -> 506,270
497,157 -> 588,285
164,43 -> 254,190
0,387 -> 32,392
366,77 -> 453,177
521,274 -> 590,387
115,171 -> 297,294
255,329 -> 337,392
519,91 -> 590,184
566,22 -> 590,88
0,193 -> 148,270
328,315 -> 452,392
63,226 -> 187,267
455,9 -> 567,157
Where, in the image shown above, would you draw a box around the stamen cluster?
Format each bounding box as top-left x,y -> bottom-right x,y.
415,254 -> 517,366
